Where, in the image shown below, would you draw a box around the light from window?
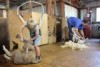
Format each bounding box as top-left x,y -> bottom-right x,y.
96,7 -> 100,22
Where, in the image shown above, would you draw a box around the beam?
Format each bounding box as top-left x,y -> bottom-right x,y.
53,0 -> 57,16
6,0 -> 9,10
6,0 -> 9,18
60,0 -> 65,17
81,5 -> 100,9
78,8 -> 81,18
29,0 -> 32,12
46,0 -> 52,16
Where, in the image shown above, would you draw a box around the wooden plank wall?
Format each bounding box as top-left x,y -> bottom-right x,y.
8,9 -> 30,50
32,12 -> 48,45
8,9 -> 48,50
62,18 -> 69,40
46,0 -> 57,43
48,16 -> 56,43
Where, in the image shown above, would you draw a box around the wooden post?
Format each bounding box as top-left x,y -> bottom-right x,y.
29,0 -> 32,12
46,0 -> 52,16
6,0 -> 10,9
5,0 -> 10,50
60,0 -> 65,17
54,0 -> 56,16
6,0 -> 9,18
60,0 -> 65,41
78,8 -> 81,18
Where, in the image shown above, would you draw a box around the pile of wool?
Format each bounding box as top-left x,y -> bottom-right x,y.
61,40 -> 88,50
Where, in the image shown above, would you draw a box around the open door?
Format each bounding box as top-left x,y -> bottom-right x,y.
56,18 -> 62,42
0,18 -> 9,54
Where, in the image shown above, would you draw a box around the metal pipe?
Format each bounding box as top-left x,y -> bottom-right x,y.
17,1 -> 44,24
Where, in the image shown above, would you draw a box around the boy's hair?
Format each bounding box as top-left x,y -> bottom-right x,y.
83,20 -> 88,24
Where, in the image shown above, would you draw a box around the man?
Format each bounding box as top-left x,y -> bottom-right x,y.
67,17 -> 88,41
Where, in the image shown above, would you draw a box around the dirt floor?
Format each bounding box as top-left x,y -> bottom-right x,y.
0,39 -> 100,67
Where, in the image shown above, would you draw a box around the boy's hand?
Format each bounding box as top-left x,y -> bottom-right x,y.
27,39 -> 32,42
21,37 -> 24,41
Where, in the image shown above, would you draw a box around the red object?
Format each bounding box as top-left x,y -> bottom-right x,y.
83,25 -> 91,38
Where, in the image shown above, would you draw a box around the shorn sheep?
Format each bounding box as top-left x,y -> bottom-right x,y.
61,40 -> 88,50
3,34 -> 36,64
61,27 -> 88,50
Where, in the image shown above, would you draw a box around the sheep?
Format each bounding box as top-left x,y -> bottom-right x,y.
3,34 -> 36,64
61,40 -> 74,48
72,27 -> 81,42
61,40 -> 88,50
61,27 -> 88,50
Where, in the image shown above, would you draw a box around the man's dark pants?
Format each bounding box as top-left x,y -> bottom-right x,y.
67,19 -> 73,41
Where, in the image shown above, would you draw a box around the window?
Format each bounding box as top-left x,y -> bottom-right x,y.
0,10 -> 7,18
96,7 -> 100,22
65,4 -> 78,17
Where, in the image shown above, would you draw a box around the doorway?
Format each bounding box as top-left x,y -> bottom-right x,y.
0,19 -> 9,54
56,18 -> 62,42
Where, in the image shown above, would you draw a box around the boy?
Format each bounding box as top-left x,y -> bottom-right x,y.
20,18 -> 41,63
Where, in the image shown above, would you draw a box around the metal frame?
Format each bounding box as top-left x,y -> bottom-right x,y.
17,1 -> 44,28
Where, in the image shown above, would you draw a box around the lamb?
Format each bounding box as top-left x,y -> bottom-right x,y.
3,34 -> 36,64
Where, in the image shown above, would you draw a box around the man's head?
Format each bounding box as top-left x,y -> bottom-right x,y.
82,20 -> 88,25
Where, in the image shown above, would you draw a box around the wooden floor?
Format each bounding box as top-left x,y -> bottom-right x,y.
0,39 -> 100,67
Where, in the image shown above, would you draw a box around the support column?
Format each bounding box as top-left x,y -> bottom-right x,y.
53,0 -> 57,16
78,8 -> 81,18
46,0 -> 52,16
60,0 -> 65,17
60,0 -> 66,41
46,0 -> 56,43
6,0 -> 9,18
29,0 -> 32,12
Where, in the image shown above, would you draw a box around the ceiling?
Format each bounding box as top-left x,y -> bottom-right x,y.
0,0 -> 99,8
80,0 -> 100,4
0,0 -> 47,8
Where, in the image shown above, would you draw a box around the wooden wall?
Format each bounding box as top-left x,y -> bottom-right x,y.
8,9 -> 48,50
8,9 -> 28,50
48,16 -> 56,43
62,18 -> 69,40
32,12 -> 48,45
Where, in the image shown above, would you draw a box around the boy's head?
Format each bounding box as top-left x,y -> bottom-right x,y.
27,18 -> 38,29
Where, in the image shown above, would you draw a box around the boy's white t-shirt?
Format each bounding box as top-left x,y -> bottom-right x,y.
25,21 -> 40,36
25,22 -> 41,45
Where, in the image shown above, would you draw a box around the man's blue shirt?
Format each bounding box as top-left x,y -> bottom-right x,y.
67,17 -> 83,30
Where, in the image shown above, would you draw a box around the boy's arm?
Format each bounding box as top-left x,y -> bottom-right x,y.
20,24 -> 26,41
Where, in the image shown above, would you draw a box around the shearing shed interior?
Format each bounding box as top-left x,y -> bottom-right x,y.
0,0 -> 100,67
